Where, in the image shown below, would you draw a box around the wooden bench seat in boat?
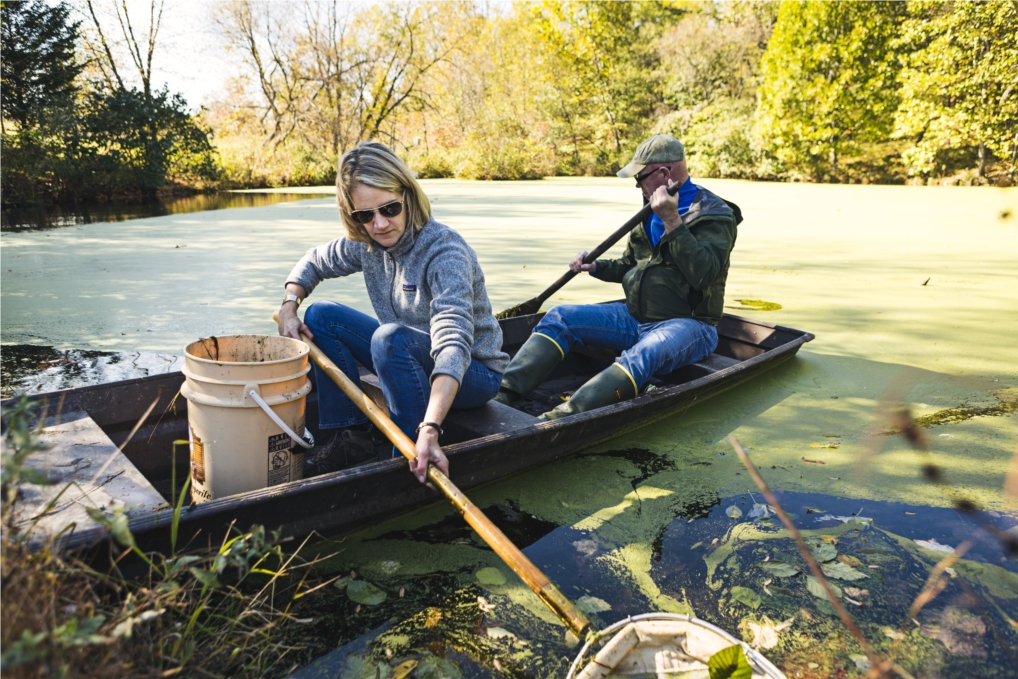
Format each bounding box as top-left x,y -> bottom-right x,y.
12,410 -> 167,549
356,369 -> 539,443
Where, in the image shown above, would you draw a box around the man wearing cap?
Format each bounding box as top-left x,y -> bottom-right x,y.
494,134 -> 741,419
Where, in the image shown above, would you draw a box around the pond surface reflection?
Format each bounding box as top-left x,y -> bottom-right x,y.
0,191 -> 333,232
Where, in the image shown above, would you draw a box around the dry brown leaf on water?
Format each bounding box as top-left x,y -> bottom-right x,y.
844,596 -> 863,607
742,616 -> 794,650
493,658 -> 503,672
883,626 -> 905,640
399,587 -> 405,598
845,587 -> 870,599
477,596 -> 496,613
763,579 -> 773,597
799,608 -> 814,621
711,538 -> 719,546
801,456 -> 826,465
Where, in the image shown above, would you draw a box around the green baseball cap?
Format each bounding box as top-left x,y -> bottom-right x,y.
616,134 -> 685,178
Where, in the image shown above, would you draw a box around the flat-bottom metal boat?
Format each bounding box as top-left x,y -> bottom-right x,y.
3,308 -> 812,554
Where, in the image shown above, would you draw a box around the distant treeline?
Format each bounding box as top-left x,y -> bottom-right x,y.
0,1 -> 218,206
2,1 -> 1016,207
207,0 -> 1017,188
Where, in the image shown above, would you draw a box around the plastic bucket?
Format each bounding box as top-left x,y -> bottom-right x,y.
181,335 -> 313,503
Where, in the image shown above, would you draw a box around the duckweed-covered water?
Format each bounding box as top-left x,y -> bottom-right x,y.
2,180 -> 1016,676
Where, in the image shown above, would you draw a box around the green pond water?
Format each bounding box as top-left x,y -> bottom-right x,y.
2,179 -> 1017,676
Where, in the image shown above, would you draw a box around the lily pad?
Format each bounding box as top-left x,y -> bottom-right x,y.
756,560 -> 801,578
726,505 -> 743,520
730,586 -> 761,610
576,595 -> 612,614
820,560 -> 869,581
475,567 -> 507,585
807,539 -> 838,563
347,579 -> 386,606
805,576 -> 841,600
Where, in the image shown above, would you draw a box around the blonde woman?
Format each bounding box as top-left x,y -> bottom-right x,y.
278,142 -> 508,483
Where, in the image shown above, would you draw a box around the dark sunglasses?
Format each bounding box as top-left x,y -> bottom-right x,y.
634,165 -> 671,186
350,195 -> 405,224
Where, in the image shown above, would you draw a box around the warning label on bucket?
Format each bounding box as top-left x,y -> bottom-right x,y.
267,433 -> 291,486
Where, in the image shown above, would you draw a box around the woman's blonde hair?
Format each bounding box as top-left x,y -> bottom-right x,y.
336,142 -> 432,247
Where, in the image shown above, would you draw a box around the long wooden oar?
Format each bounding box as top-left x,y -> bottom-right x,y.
273,314 -> 591,637
495,182 -> 681,319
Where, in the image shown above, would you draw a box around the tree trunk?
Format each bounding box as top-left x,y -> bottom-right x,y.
829,147 -> 838,177
978,141 -> 987,178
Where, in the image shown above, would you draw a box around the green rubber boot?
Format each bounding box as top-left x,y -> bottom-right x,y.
493,334 -> 564,405
538,363 -> 638,421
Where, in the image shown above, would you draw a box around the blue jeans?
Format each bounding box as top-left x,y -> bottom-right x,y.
303,302 -> 502,453
532,303 -> 718,389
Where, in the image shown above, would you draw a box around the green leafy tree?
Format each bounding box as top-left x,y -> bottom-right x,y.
0,0 -> 83,130
893,0 -> 1018,181
528,0 -> 671,174
754,0 -> 905,179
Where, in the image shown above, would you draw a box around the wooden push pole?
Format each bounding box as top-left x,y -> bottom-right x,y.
273,314 -> 591,637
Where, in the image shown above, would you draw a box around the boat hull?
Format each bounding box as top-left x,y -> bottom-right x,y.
3,311 -> 813,555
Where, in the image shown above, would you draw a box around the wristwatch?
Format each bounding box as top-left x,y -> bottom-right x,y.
282,294 -> 301,308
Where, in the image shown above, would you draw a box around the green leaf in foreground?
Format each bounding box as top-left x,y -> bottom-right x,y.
820,560 -> 868,581
806,575 -> 841,600
188,567 -> 221,589
333,576 -> 350,590
347,579 -> 387,606
756,560 -> 800,577
708,644 -> 752,679
730,586 -> 761,610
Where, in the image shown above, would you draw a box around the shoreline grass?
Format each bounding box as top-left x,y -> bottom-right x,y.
1,396 -> 333,678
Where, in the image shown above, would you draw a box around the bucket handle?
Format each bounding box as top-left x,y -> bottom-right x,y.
247,387 -> 313,449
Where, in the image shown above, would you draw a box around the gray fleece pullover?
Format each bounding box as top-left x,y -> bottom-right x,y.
286,219 -> 509,383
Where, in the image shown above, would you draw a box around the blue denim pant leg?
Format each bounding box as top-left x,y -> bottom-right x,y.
371,323 -> 502,457
617,318 -> 719,388
531,303 -> 641,357
302,301 -> 379,429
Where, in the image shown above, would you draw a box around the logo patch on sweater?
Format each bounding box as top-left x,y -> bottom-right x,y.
402,284 -> 417,292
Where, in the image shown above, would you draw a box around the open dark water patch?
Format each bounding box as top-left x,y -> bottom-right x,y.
288,492 -> 1017,678
1,344 -> 182,398
1,191 -> 332,231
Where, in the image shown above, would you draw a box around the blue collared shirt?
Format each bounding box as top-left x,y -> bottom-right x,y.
645,177 -> 698,248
